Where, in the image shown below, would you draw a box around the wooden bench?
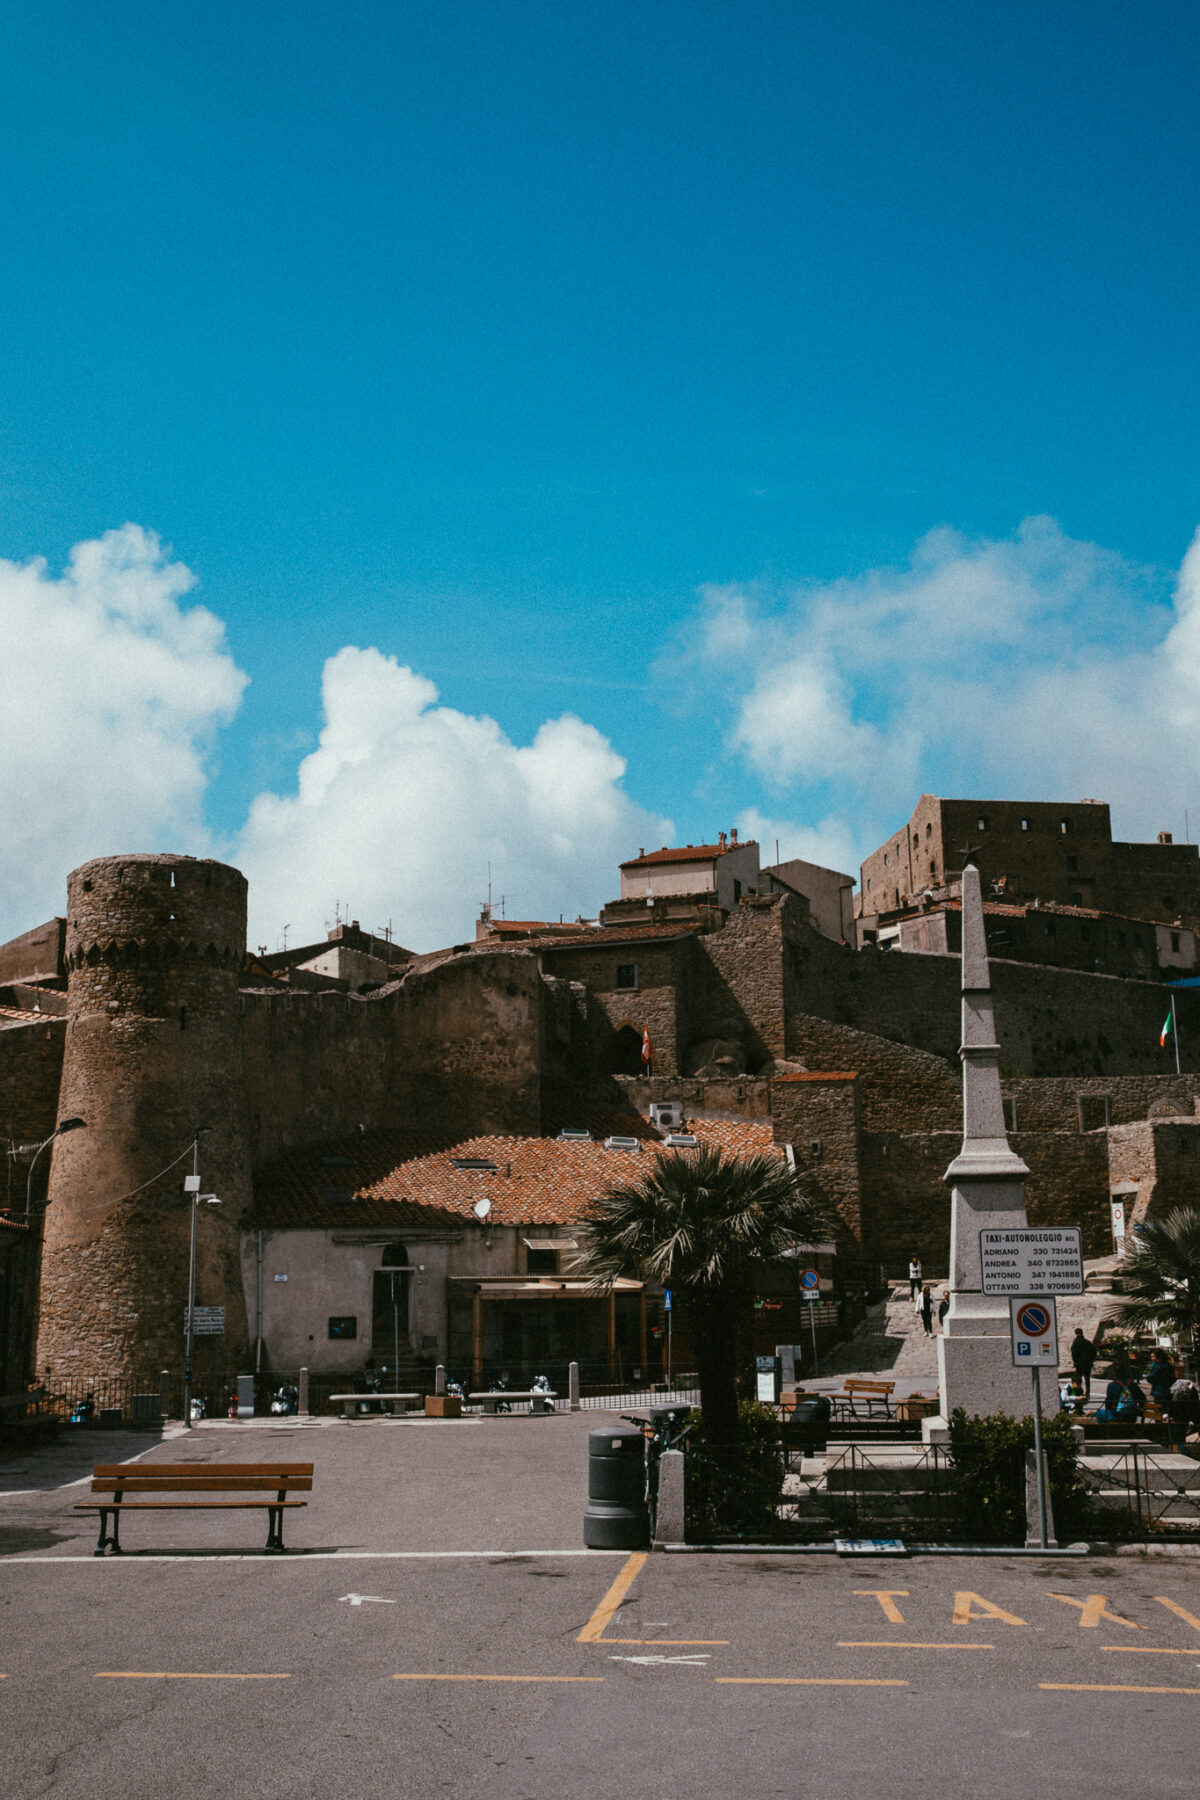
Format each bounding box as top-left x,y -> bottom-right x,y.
75,1462 -> 313,1557
330,1392 -> 421,1419
469,1389 -> 558,1414
833,1379 -> 895,1419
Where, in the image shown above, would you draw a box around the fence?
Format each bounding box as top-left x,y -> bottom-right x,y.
1077,1443 -> 1200,1539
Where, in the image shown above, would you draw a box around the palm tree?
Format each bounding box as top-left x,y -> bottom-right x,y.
1108,1206 -> 1200,1368
573,1144 -> 836,1447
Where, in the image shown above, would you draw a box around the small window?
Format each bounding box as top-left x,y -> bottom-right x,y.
866,878 -> 872,892
1045,919 -> 1057,937
978,816 -> 987,831
1002,1096 -> 1018,1134
1171,931 -> 1181,952
615,962 -> 638,990
925,822 -> 932,838
1071,893 -> 1082,907
929,863 -> 937,880
913,834 -> 919,849
1066,855 -> 1077,872
526,1248 -> 557,1275
328,1316 -> 357,1339
1077,1095 -> 1111,1132
179,1006 -> 187,1032
1020,818 -> 1029,832
883,853 -> 888,867
1060,819 -> 1070,833
451,1157 -> 497,1170
732,880 -> 742,902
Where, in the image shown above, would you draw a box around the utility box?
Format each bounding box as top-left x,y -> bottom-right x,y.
236,1375 -> 255,1420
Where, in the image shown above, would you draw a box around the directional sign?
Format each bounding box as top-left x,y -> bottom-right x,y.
979,1229 -> 1083,1296
1009,1295 -> 1059,1366
663,1289 -> 672,1312
184,1306 -> 225,1336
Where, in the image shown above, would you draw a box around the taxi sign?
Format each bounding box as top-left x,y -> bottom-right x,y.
1009,1295 -> 1058,1366
980,1229 -> 1083,1295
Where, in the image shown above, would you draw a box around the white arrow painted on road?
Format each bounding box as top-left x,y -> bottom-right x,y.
608,1654 -> 710,1666
338,1593 -> 396,1607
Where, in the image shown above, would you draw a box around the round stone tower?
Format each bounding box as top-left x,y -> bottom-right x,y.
37,853 -> 253,1384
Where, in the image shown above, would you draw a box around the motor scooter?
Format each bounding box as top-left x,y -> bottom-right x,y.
530,1373 -> 555,1413
270,1384 -> 299,1416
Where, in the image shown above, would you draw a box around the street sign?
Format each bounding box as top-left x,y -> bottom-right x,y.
185,1306 -> 225,1336
800,1269 -> 820,1291
1110,1201 -> 1126,1247
1009,1295 -> 1058,1366
663,1289 -> 672,1312
834,1538 -> 906,1556
979,1229 -> 1083,1296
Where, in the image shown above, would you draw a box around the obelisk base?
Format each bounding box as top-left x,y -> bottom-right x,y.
922,1331 -> 1040,1443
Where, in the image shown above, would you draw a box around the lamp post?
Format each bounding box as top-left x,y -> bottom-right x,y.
183,1126 -> 215,1431
24,1117 -> 86,1214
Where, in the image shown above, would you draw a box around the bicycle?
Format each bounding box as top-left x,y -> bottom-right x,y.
621,1404 -> 694,1537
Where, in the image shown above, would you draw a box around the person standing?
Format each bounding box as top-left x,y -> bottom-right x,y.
1148,1348 -> 1176,1412
908,1255 -> 922,1301
1070,1327 -> 1097,1400
920,1284 -> 935,1337
938,1290 -> 951,1328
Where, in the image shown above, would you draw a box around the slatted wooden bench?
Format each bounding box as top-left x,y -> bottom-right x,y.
75,1462 -> 313,1557
833,1379 -> 896,1419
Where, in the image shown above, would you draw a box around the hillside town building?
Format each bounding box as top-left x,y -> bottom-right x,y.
1,793 -> 1197,1404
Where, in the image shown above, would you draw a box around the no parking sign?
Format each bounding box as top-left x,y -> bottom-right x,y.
1009,1295 -> 1058,1366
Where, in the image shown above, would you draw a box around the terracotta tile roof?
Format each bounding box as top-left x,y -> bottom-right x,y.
0,1006 -> 65,1027
621,842 -> 754,869
0,1212 -> 31,1233
538,925 -> 695,951
250,1113 -> 781,1231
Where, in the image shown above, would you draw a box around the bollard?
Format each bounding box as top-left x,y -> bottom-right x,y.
652,1449 -> 685,1547
159,1368 -> 171,1419
435,1363 -> 446,1396
569,1361 -> 580,1412
1024,1447 -> 1058,1548
298,1366 -> 310,1417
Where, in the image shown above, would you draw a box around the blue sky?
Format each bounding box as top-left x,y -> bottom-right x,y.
3,3 -> 1200,949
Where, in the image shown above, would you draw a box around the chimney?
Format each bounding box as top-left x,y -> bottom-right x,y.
718,831 -> 727,850
1158,831 -> 1173,845
638,848 -> 645,858
730,826 -> 738,844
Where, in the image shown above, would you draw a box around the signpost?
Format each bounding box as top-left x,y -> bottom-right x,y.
184,1306 -> 225,1336
1008,1293 -> 1060,1548
663,1288 -> 672,1390
800,1270 -> 821,1373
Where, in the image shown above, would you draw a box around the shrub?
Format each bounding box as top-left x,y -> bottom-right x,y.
685,1400 -> 784,1542
948,1409 -> 1091,1545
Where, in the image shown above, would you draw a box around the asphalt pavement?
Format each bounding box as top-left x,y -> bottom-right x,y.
3,1413 -> 1200,1798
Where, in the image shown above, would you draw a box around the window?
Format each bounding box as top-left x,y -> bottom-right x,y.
1171,931 -> 1181,952
978,816 -> 988,831
1020,819 -> 1029,831
1060,819 -> 1070,833
883,853 -> 888,867
328,1316 -> 357,1339
866,878 -> 872,892
1077,1094 -> 1112,1132
929,862 -> 938,880
526,1247 -> 557,1275
1002,1096 -> 1018,1134
925,823 -> 932,838
732,880 -> 742,902
1071,893 -> 1082,907
1066,855 -> 1077,872
913,834 -> 920,849
615,962 -> 638,990
1045,919 -> 1057,937
451,1156 -> 497,1170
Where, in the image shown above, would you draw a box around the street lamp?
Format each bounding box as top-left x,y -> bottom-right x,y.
183,1126 -> 216,1431
24,1117 -> 86,1214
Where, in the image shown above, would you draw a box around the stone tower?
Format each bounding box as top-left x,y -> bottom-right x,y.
37,853 -> 253,1383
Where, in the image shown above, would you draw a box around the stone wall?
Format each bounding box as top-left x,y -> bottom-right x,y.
0,1017 -> 66,1165
770,1074 -> 864,1240
1106,1119 -> 1200,1227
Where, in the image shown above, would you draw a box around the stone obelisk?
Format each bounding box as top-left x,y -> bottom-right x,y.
923,862 -> 1038,1440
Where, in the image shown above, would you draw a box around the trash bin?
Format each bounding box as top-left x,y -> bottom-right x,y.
785,1395 -> 831,1452
584,1425 -> 649,1549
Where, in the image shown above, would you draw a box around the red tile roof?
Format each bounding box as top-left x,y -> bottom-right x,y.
250,1113 -> 781,1230
621,841 -> 755,869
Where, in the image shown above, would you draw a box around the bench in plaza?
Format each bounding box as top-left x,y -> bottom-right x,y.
330,1392 -> 422,1418
469,1389 -> 558,1414
75,1461 -> 313,1556
832,1379 -> 896,1419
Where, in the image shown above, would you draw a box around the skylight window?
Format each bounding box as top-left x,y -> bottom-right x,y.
557,1128 -> 593,1142
604,1135 -> 642,1151
662,1133 -> 699,1149
451,1157 -> 497,1171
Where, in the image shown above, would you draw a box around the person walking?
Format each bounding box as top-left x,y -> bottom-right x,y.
908,1255 -> 922,1301
1070,1326 -> 1098,1401
1147,1348 -> 1176,1412
920,1283 -> 935,1337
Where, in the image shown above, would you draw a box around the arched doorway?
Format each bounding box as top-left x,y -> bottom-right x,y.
607,1024 -> 644,1075
372,1244 -> 410,1366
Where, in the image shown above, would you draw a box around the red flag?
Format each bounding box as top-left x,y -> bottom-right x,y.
641,1027 -> 652,1067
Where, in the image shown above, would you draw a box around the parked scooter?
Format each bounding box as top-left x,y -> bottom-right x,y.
270,1384 -> 299,1416
190,1397 -> 206,1422
69,1395 -> 95,1426
493,1371 -> 513,1414
530,1374 -> 555,1413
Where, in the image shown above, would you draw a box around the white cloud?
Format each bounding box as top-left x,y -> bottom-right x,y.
234,646 -> 670,952
679,517 -> 1200,863
0,525 -> 246,933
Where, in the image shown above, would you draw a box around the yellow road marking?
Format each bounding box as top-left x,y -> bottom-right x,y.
1040,1682 -> 1200,1696
577,1552 -> 646,1642
393,1674 -> 603,1683
1102,1646 -> 1200,1656
716,1677 -> 907,1688
953,1591 -> 1027,1627
95,1673 -> 292,1680
1048,1593 -> 1142,1631
573,1553 -> 726,1646
853,1589 -> 909,1624
1157,1596 -> 1200,1633
838,1642 -> 993,1652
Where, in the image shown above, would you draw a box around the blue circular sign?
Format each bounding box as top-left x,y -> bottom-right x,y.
801,1270 -> 820,1289
1016,1302 -> 1051,1337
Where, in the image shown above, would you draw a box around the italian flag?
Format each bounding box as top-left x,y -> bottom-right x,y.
1161,1008 -> 1174,1048
641,1027 -> 653,1067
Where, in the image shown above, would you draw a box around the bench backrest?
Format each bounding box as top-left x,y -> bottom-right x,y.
844,1380 -> 894,1395
91,1462 -> 313,1494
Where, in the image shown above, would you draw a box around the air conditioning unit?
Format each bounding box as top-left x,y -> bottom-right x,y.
650,1101 -> 683,1131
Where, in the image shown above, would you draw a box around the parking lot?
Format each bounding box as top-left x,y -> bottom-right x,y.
3,1414 -> 1200,1798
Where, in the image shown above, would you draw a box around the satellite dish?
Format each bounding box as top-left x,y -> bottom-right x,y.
473,1197 -> 492,1221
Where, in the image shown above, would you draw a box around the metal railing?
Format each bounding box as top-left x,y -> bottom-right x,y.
1078,1442 -> 1200,1539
